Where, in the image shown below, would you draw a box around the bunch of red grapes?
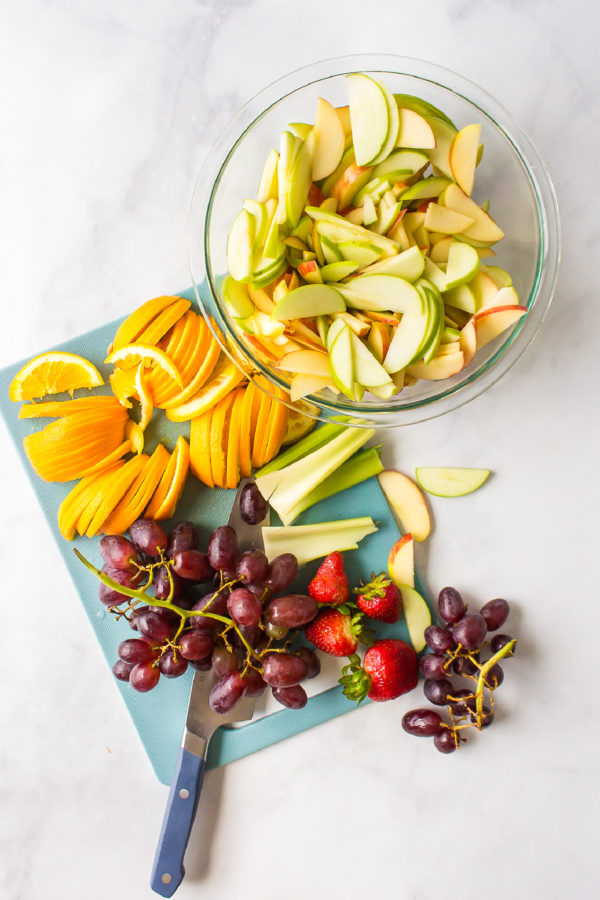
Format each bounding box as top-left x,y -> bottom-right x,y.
95,486 -> 322,714
402,587 -> 517,753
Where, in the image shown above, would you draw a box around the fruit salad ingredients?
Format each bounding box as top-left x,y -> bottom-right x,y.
239,481 -> 269,524
308,552 -> 349,605
9,351 -> 103,401
415,466 -> 491,497
340,639 -> 418,702
377,470 -> 431,542
354,572 -> 402,623
262,517 -> 377,566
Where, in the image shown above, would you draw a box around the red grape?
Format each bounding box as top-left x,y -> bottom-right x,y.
484,663 -> 504,689
452,614 -> 487,651
471,705 -> 494,727
241,668 -> 267,697
272,684 -> 308,709
490,633 -> 515,655
129,518 -> 168,558
449,688 -> 476,715
207,526 -> 237,571
159,651 -> 188,678
112,659 -> 134,681
424,625 -> 456,654
423,678 -> 453,705
136,611 -> 173,644
172,550 -> 213,583
264,594 -> 318,629
153,566 -> 184,600
265,553 -> 298,593
261,653 -> 308,688
179,630 -> 213,661
211,647 -> 239,677
295,647 -> 320,679
99,566 -> 139,607
264,621 -> 288,640
227,588 -> 262,627
130,660 -> 160,692
118,638 -> 157,665
167,521 -> 198,556
239,482 -> 268,525
209,672 -> 247,714
437,586 -> 466,624
419,654 -> 448,680
452,655 -> 479,676
434,729 -> 458,753
236,549 -> 269,584
402,709 -> 444,736
189,590 -> 228,628
99,535 -> 140,572
480,598 -> 510,631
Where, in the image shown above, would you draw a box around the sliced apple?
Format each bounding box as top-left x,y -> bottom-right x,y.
422,257 -> 446,292
222,276 -> 254,318
383,309 -> 429,373
388,533 -> 414,589
276,131 -> 299,224
449,124 -> 481,196
424,203 -> 474,235
473,304 -> 527,348
469,270 -> 499,309
441,184 -> 504,243
444,283 -> 478,314
285,139 -> 313,228
444,241 -> 480,290
459,319 -> 477,367
328,322 -> 354,398
331,162 -> 374,208
321,261 -> 360,282
256,148 -> 279,202
369,78 -> 400,165
243,199 -> 269,253
297,260 -> 323,284
489,285 -> 520,309
278,349 -> 331,377
359,245 -> 425,281
428,117 -> 458,180
289,372 -> 334,402
415,467 -> 490,497
482,265 -> 512,288
399,585 -> 431,652
367,321 -> 391,362
350,331 -> 394,388
401,176 -> 451,205
378,470 -> 431,542
289,122 -> 312,141
373,148 -> 429,180
272,284 -> 345,320
338,240 -> 383,267
429,235 -> 453,264
407,350 -> 464,381
311,98 -> 345,180
331,311 -> 370,337
336,274 -> 423,314
396,108 -> 436,149
226,209 -> 254,282
346,73 -> 389,166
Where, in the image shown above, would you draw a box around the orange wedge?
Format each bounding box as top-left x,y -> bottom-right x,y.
85,455 -> 148,537
225,388 -> 246,489
105,344 -> 183,388
151,312 -> 201,406
251,383 -> 274,469
112,296 -> 183,352
58,464 -> 122,540
145,436 -> 190,519
19,396 -> 121,419
125,419 -> 145,454
160,323 -> 222,410
136,298 -> 191,346
210,392 -> 237,489
134,366 -> 154,431
166,360 -> 245,422
190,408 -> 214,487
109,366 -> 137,408
9,352 -> 103,402
263,389 -> 289,464
238,384 -> 256,478
145,311 -> 194,401
102,444 -> 170,535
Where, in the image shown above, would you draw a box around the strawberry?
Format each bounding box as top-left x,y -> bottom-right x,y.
308,552 -> 349,605
355,572 -> 402,623
305,608 -> 369,657
340,639 -> 418,702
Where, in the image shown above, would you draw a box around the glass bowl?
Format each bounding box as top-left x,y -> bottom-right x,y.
188,54 -> 560,428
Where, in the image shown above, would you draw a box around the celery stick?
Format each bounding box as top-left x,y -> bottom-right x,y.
255,420 -> 348,478
258,427 -> 375,523
287,446 -> 383,519
262,517 -> 377,566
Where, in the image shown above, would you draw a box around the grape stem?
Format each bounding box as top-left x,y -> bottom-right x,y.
474,639 -> 517,721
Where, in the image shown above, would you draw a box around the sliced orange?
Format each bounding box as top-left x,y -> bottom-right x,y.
109,366 -> 137,408
19,396 -> 121,419
136,298 -> 191,346
146,436 -> 190,519
160,322 -> 222,410
105,344 -> 183,388
134,366 -> 153,431
263,389 -> 289,464
76,466 -> 128,537
251,383 -> 274,469
225,388 -> 246,489
210,392 -> 237,489
238,383 -> 256,478
77,440 -> 132,477
125,419 -> 145,454
58,465 -> 122,540
165,359 -> 245,422
9,352 -> 103,402
147,311 -> 198,403
190,408 -> 214,487
85,454 -> 148,537
102,444 -> 170,535
112,296 -> 183,352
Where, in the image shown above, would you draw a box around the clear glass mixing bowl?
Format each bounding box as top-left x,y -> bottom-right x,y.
189,54 -> 560,427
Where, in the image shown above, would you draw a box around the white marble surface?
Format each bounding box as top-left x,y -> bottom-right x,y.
1,2 -> 599,898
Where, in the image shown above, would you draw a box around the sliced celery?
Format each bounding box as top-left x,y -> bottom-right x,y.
262,517 -> 377,566
287,446 -> 383,520
255,419 -> 349,478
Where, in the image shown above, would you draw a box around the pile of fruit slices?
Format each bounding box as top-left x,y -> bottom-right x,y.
224,74 -> 526,401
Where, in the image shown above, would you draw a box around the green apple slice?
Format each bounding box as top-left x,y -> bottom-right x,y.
326,316 -> 346,350
369,380 -> 396,399
481,265 -> 512,288
424,203 -> 474,234
444,241 -> 480,290
369,78 -> 400,165
393,94 -> 457,131
222,275 -> 255,318
400,176 -> 451,204
276,131 -> 300,224
316,315 -> 329,345
306,206 -> 400,256
383,309 -> 429,373
362,197 -> 378,226
226,208 -> 254,282
321,261 -> 360,282
328,323 -> 354,398
443,283 -> 478,314
354,175 -> 391,206
285,138 -> 313,228
289,122 -> 312,140
250,255 -> 286,289
320,234 -> 343,264
415,281 -> 444,364
338,240 -> 383,267
272,284 -> 345,321
398,585 -> 431,652
415,466 -> 491,497
371,200 -> 402,235
441,325 -> 461,343
427,116 -> 457,180
350,331 -> 394,387
243,199 -> 269,253
373,149 -> 429,180
257,148 -> 279,202
423,257 -> 446,292
359,245 -> 424,281
337,274 -> 423,314
346,73 -> 389,166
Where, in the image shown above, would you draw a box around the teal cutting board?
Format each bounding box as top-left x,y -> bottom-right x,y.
0,288 -> 431,785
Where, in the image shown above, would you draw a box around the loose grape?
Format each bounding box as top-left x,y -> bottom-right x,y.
153,566 -> 184,601
112,659 -> 134,682
484,663 -> 504,689
99,535 -> 140,573
180,630 -> 213,661
261,653 -> 308,688
434,729 -> 458,753
452,614 -> 487,651
130,660 -> 160,692
423,678 -> 453,706
264,594 -> 318,629
236,549 -> 269,584
159,651 -> 188,678
437,587 -> 466,624
207,526 -> 237,571
272,684 -> 308,709
239,482 -> 268,525
136,611 -> 173,644
480,598 -> 510,631
209,672 -> 247,714
129,518 -> 168,558
172,550 -> 213,583
402,709 -> 444,737
167,521 -> 199,556
424,625 -> 456,655
265,553 -> 298,593
242,668 -> 267,697
227,588 -> 262,627
419,654 -> 448,680
295,647 -> 320,679
211,647 -> 239,677
118,638 -> 157,665
490,633 -> 515,655
189,590 -> 228,629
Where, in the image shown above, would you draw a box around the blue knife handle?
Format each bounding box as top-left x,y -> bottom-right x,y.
150,747 -> 205,897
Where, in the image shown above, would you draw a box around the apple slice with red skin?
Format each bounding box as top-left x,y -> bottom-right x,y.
449,124 -> 481,196
473,305 -> 527,349
407,351 -> 464,381
378,470 -> 431,542
459,319 -> 477,368
388,533 -> 414,589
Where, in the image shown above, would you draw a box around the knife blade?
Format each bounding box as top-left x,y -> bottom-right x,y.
150,479 -> 268,897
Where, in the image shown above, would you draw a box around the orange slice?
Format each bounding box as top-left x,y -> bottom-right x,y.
105,345 -> 183,388
210,392 -> 237,489
18,396 -> 121,419
238,384 -> 256,478
263,389 -> 289,464
136,298 -> 191,346
134,366 -> 154,431
9,352 -> 103,402
251,383 -> 273,469
85,454 -> 148,537
147,311 -> 198,402
112,296 -> 183,352
125,420 -> 145,454
58,465 -> 122,540
225,388 -> 246,489
109,366 -> 137,408
77,440 -> 132,477
102,444 -> 170,535
165,359 -> 245,422
190,408 -> 214,487
145,436 -> 190,520
160,323 -> 222,410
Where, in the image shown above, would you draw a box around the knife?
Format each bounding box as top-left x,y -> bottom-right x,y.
150,479 -> 268,896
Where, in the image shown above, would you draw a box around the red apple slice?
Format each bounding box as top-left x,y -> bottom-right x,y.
459,319 -> 477,368
388,533 -> 414,588
378,470 -> 431,542
473,305 -> 527,349
449,124 -> 481,196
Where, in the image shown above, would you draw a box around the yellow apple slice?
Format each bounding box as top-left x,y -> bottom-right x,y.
441,184 -> 504,243
289,372 -> 334,402
459,319 -> 477,367
311,98 -> 345,180
278,349 -> 331,378
346,73 -> 389,166
396,108 -> 436,149
487,285 -> 520,309
399,585 -> 431,652
407,351 -> 464,381
473,305 -> 527,348
415,467 -> 491,497
257,148 -> 279,203
331,162 -> 374,208
424,204 -> 474,234
388,533 -> 414,589
378,470 -> 431,542
470,271 -> 500,309
449,124 -> 481,196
